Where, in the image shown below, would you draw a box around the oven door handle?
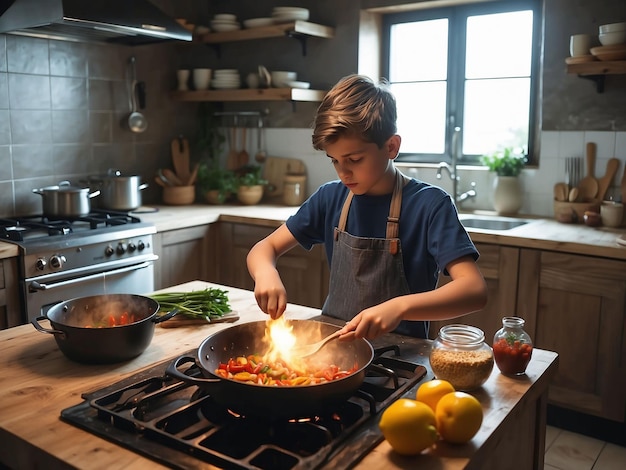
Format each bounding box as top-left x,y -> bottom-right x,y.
28,261 -> 154,292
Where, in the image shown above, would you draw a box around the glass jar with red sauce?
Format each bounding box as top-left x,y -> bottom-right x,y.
493,316 -> 533,376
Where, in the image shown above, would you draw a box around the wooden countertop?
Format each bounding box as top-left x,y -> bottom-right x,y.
0,281 -> 558,470
136,204 -> 626,261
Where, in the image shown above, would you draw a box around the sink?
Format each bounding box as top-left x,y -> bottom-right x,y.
460,216 -> 530,231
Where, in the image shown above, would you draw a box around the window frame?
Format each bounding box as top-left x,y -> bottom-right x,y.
382,0 -> 541,166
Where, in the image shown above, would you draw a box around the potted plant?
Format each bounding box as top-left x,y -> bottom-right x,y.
194,103 -> 225,162
197,163 -> 237,204
236,165 -> 268,205
480,147 -> 527,214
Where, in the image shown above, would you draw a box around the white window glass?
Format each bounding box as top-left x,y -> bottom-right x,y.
389,19 -> 448,82
391,82 -> 447,154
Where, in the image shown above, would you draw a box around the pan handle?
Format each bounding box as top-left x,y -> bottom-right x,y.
165,355 -> 222,386
31,316 -> 66,339
152,308 -> 179,324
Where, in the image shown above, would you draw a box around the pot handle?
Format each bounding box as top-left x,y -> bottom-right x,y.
138,183 -> 149,191
152,308 -> 179,324
88,190 -> 101,199
165,355 -> 221,386
31,316 -> 66,339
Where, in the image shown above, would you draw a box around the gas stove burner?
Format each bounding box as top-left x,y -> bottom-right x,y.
61,344 -> 430,470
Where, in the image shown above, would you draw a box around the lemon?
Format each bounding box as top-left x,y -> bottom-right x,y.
416,379 -> 456,412
379,398 -> 438,455
435,391 -> 483,444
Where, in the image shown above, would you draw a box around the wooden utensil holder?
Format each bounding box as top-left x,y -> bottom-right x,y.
554,200 -> 600,224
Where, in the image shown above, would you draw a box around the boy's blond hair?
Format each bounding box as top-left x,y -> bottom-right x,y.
312,74 -> 397,151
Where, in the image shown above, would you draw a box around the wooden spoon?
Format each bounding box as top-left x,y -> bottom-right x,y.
171,136 -> 190,183
596,158 -> 620,201
289,330 -> 342,358
577,142 -> 598,201
238,126 -> 249,167
162,168 -> 184,186
553,182 -> 568,202
568,187 -> 579,202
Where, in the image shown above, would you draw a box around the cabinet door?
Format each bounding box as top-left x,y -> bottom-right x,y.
429,243 -> 520,340
153,225 -> 212,290
215,222 -> 327,308
517,249 -> 626,421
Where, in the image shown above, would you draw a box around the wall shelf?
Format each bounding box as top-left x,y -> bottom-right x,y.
194,21 -> 334,56
171,88 -> 327,103
566,60 -> 626,93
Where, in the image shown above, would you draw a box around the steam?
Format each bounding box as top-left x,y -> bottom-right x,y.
50,294 -> 154,328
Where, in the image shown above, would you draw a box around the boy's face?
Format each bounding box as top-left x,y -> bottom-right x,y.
325,134 -> 401,196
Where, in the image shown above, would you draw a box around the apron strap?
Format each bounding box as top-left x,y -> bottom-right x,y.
336,170 -> 410,253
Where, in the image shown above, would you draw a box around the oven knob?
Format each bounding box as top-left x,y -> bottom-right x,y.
105,245 -> 115,257
116,243 -> 126,255
49,254 -> 66,269
35,258 -> 47,271
137,240 -> 145,251
127,242 -> 137,252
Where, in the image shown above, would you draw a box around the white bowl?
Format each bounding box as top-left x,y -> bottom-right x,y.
599,22 -> 626,34
599,30 -> 626,46
272,12 -> 310,23
209,21 -> 240,32
243,17 -> 274,29
284,80 -> 310,89
271,71 -> 297,87
214,14 -> 237,22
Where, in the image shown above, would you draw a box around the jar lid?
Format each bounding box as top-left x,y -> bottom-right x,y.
284,174 -> 306,183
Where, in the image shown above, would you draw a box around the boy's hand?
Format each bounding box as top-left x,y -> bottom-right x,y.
338,302 -> 404,340
253,269 -> 288,319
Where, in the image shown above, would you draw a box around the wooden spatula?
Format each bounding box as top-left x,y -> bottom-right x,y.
596,158 -> 620,202
171,136 -> 190,183
577,142 -> 598,201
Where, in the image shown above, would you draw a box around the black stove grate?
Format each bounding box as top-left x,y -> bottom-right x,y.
0,210 -> 141,241
61,346 -> 429,470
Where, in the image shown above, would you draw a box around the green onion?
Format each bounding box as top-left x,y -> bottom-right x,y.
149,288 -> 231,320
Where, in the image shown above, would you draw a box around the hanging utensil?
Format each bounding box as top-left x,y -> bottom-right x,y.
238,126 -> 249,167
226,118 -> 239,170
577,142 -> 598,201
126,57 -> 147,133
255,115 -> 267,163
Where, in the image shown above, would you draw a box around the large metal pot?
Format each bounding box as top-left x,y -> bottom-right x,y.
32,294 -> 176,364
89,171 -> 148,211
32,181 -> 100,218
166,320 -> 374,418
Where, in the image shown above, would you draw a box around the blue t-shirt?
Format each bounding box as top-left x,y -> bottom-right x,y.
285,178 -> 479,336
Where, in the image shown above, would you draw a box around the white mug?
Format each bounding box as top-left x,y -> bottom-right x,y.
570,34 -> 591,57
600,201 -> 624,227
192,68 -> 212,90
177,69 -> 190,91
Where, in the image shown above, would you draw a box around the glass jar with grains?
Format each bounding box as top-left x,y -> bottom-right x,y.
429,324 -> 494,391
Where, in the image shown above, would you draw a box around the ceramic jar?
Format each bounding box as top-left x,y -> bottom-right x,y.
493,316 -> 533,376
430,324 -> 494,391
493,176 -> 523,215
282,174 -> 307,206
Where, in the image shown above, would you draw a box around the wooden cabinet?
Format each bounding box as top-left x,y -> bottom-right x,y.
153,225 -> 213,290
429,243 -> 520,340
431,242 -> 626,422
517,249 -> 626,422
213,222 -> 328,308
0,258 -> 21,329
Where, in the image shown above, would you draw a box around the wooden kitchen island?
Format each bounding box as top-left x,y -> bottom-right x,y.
0,281 -> 558,470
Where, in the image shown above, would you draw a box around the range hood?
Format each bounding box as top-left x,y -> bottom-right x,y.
0,0 -> 192,45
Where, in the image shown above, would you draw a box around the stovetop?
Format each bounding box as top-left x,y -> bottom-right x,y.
61,343 -> 431,470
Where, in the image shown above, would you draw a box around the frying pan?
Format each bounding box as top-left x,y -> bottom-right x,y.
166,320 -> 374,418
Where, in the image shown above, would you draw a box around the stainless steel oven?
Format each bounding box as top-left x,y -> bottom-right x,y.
0,211 -> 157,323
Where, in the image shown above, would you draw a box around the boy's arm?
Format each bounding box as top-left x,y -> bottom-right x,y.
246,224 -> 300,319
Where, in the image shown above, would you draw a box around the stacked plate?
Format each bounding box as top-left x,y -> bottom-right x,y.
271,7 -> 310,23
210,14 -> 241,32
211,69 -> 241,89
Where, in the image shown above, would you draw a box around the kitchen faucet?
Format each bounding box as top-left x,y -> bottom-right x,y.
436,127 -> 477,207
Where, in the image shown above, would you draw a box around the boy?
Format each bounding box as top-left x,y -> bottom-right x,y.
247,74 -> 487,340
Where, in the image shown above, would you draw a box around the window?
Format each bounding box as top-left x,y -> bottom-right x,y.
383,0 -> 539,165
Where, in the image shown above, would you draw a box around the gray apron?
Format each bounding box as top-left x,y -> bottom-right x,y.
322,171 -> 427,338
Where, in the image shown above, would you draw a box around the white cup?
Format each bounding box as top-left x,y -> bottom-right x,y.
192,68 -> 212,90
177,69 -> 190,91
600,201 -> 624,227
570,34 -> 591,57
